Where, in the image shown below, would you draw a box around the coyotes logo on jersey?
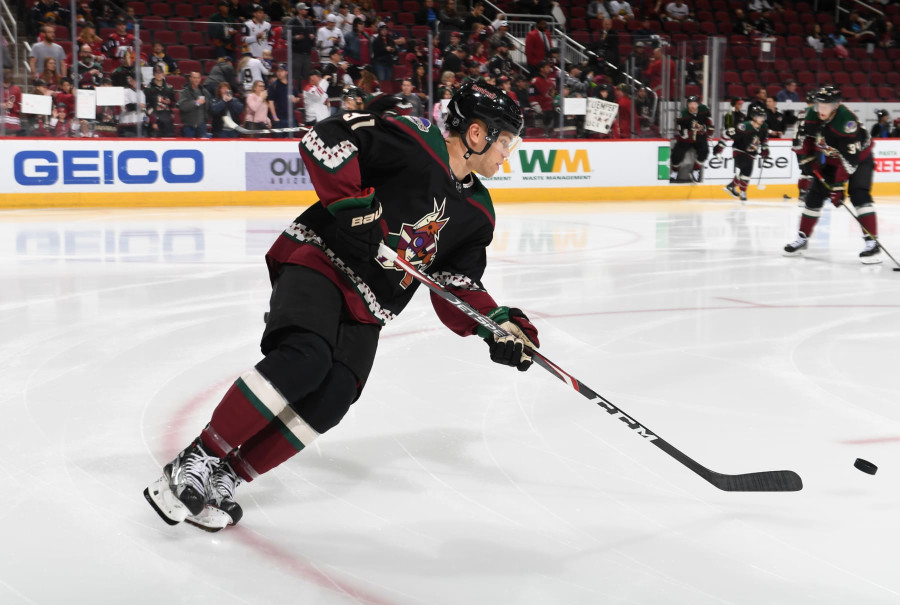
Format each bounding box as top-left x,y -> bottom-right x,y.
379,199 -> 450,289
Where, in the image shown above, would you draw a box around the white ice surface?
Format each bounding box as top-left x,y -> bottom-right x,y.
1,199 -> 899,605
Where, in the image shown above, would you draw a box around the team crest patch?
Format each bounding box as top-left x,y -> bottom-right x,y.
379,198 -> 450,289
402,116 -> 431,132
845,120 -> 857,133
738,123 -> 747,131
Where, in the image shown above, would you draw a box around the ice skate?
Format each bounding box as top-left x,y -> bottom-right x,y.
739,190 -> 747,202
690,167 -> 702,183
783,233 -> 809,256
724,183 -> 740,199
859,238 -> 882,264
186,461 -> 244,532
144,438 -> 219,525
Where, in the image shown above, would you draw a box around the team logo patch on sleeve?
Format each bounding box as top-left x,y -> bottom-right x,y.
845,120 -> 857,133
738,123 -> 747,131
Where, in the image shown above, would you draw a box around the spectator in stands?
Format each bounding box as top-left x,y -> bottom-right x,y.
372,23 -> 398,82
526,18 -> 552,77
148,43 -> 179,76
439,0 -> 466,35
416,0 -> 440,30
29,24 -> 66,80
72,44 -> 103,89
608,0 -> 635,22
871,109 -> 891,138
111,49 -> 145,87
891,117 -> 900,138
178,71 -> 212,138
237,50 -> 270,95
243,79 -> 271,134
443,44 -> 468,79
487,39 -> 513,80
645,46 -> 675,96
587,0 -> 609,20
209,1 -> 239,59
591,18 -> 620,67
397,78 -> 423,117
30,0 -> 64,36
776,79 -> 799,103
432,85 -> 453,135
634,86 -> 653,134
317,14 -> 346,58
205,56 -> 241,100
442,30 -> 462,55
631,40 -> 649,80
208,82 -> 242,138
722,96 -> 745,137
76,22 -> 104,59
879,20 -> 898,49
342,20 -> 365,63
243,4 -> 273,58
1,66 -> 23,135
464,2 -> 491,32
633,19 -> 660,45
117,70 -> 146,137
146,65 -> 176,137
840,11 -> 877,44
283,3 -> 315,81
302,69 -> 330,125
747,0 -> 773,10
664,0 -> 693,22
357,65 -> 380,94
267,63 -> 299,134
38,57 -> 61,90
409,63 -> 428,100
828,31 -> 849,58
765,96 -> 784,138
530,60 -> 556,135
807,23 -> 826,52
47,102 -> 75,136
55,77 -> 75,113
74,1 -> 93,27
263,0 -> 286,24
102,17 -> 135,61
335,3 -> 355,36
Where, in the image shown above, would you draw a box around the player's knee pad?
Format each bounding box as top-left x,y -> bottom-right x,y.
801,206 -> 822,217
855,203 -> 875,216
255,330 -> 333,404
289,362 -> 359,434
849,191 -> 874,207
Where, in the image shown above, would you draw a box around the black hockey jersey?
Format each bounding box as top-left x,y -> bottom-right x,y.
675,104 -> 713,143
732,119 -> 769,157
795,104 -> 872,185
266,112 -> 500,336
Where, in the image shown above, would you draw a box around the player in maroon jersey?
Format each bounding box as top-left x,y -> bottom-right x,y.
145,80 -> 541,531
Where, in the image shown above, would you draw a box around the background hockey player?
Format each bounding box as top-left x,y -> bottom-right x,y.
713,105 -> 768,202
670,95 -> 712,182
784,85 -> 881,263
792,90 -> 816,203
721,97 -> 745,141
144,81 -> 541,531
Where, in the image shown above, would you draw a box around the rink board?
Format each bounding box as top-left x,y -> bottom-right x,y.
2,137 -> 900,208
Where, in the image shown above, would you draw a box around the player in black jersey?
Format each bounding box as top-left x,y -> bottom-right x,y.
144,81 -> 541,531
670,95 -> 713,183
714,105 -> 769,202
792,90 -> 817,203
785,85 -> 881,263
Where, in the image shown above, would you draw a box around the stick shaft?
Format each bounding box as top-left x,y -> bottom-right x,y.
377,244 -> 802,492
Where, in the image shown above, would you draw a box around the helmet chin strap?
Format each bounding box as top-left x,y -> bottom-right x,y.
461,134 -> 494,160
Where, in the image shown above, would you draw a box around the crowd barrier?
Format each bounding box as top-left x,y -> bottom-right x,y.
3,137 -> 900,209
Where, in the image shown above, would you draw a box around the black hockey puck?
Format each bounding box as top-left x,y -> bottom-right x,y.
783,194 -> 790,199
854,458 -> 877,475
894,268 -> 900,272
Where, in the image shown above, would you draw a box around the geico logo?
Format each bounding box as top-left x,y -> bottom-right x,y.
13,149 -> 204,186
350,205 -> 382,227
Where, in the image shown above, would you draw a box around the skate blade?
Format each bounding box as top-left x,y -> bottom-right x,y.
783,249 -> 806,257
861,255 -> 883,265
185,505 -> 232,532
723,186 -> 739,200
144,476 -> 189,526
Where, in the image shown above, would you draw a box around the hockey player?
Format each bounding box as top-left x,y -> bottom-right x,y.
714,105 -> 769,202
792,90 -> 817,203
144,80 -> 540,531
670,95 -> 713,183
784,85 -> 881,263
341,85 -> 365,111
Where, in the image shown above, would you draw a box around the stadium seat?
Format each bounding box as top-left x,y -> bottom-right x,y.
842,85 -> 859,100
173,4 -> 194,18
858,86 -> 877,101
878,86 -> 895,101
166,45 -> 190,60
727,84 -> 745,98
192,46 -> 215,60
151,3 -> 172,17
154,30 -> 177,45
180,31 -> 204,45
166,74 -> 186,89
127,1 -> 148,16
179,59 -> 202,74
796,71 -> 815,86
197,5 -> 216,18
851,72 -> 868,86
832,72 -> 851,86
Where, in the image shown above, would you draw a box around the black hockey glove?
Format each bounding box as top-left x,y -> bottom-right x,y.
332,199 -> 387,260
477,307 -> 540,372
712,141 -> 725,156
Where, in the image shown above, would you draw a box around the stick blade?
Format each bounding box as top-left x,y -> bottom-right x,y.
707,470 -> 803,492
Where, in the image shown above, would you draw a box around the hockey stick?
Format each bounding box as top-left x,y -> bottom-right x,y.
756,158 -> 766,190
221,113 -> 311,136
378,243 -> 803,492
813,170 -> 900,271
